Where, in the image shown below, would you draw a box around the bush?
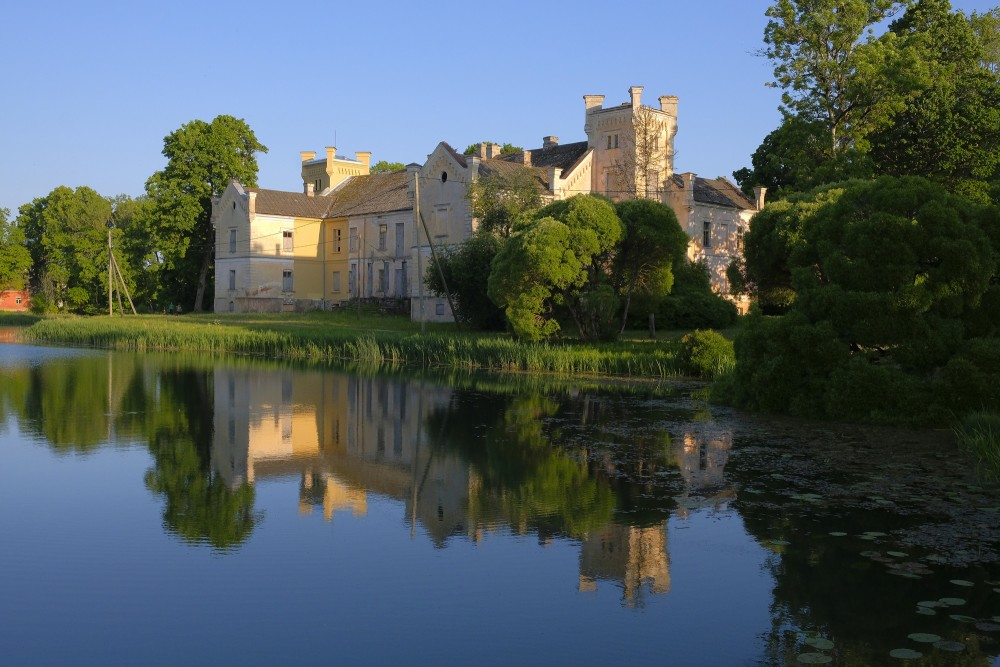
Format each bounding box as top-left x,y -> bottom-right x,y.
678,329 -> 735,379
655,262 -> 738,329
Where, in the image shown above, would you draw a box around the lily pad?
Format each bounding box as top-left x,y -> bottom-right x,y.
975,621 -> 1000,632
829,531 -> 848,537
889,648 -> 923,659
949,614 -> 977,623
796,653 -> 832,664
915,607 -> 936,616
907,632 -> 941,643
949,579 -> 975,587
886,551 -> 909,558
864,531 -> 888,537
803,637 -> 834,650
933,640 -> 966,652
917,600 -> 944,608
939,598 -> 966,606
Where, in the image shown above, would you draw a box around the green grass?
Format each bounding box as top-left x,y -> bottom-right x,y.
0,312 -> 43,326
22,311 -> 691,379
955,410 -> 1000,480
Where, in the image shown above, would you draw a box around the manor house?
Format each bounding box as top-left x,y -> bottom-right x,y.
212,86 -> 763,318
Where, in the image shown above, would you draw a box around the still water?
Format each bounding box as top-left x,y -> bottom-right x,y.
1,342 -> 1000,666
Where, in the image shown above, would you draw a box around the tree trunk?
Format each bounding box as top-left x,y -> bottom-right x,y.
193,243 -> 211,312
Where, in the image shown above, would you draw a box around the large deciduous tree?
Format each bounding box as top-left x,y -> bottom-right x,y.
0,208 -> 32,291
145,115 -> 266,312
488,195 -> 623,341
467,168 -> 544,238
369,160 -> 405,174
19,186 -> 116,313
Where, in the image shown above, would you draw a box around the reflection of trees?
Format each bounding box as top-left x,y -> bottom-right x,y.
143,369 -> 259,550
425,388 -> 681,540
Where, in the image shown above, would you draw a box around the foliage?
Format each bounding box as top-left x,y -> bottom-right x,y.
463,142 -> 522,156
732,176 -> 1000,424
611,199 -> 689,332
867,0 -> 1000,202
656,261 -> 739,329
678,329 -> 735,379
488,195 -> 623,341
370,160 -> 405,174
425,232 -> 506,330
728,182 -> 851,313
955,410 -> 1000,480
762,0 -> 918,157
18,186 -> 117,313
145,115 -> 267,312
0,207 -> 32,290
467,169 -> 544,237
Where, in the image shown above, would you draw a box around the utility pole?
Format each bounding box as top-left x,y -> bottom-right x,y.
106,218 -> 137,315
414,172 -> 425,334
107,223 -> 113,316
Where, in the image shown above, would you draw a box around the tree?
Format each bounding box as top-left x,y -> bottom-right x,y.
0,208 -> 32,290
488,195 -> 623,341
762,0 -> 918,156
463,142 -> 522,156
467,168 -> 544,238
610,199 -> 689,331
145,115 -> 267,312
425,232 -> 506,330
609,105 -> 673,199
370,160 -> 405,174
19,186 -> 116,313
868,0 -> 1000,202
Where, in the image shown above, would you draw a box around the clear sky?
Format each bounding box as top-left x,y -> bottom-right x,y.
1,0 -> 996,214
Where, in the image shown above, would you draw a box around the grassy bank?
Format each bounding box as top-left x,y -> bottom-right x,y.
22,311 -> 691,378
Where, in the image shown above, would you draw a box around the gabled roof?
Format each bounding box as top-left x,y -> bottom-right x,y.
248,188 -> 334,219
441,142 -> 468,168
325,171 -> 412,218
497,140 -> 589,178
670,175 -> 755,210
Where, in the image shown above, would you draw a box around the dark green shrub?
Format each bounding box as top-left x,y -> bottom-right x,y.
678,329 -> 735,379
656,262 -> 738,329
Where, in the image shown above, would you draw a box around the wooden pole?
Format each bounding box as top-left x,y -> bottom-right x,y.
108,227 -> 113,316
414,173 -> 425,334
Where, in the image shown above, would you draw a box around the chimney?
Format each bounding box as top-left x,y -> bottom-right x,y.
683,172 -> 697,209
487,143 -> 502,159
659,95 -> 678,118
355,151 -> 372,171
300,151 -> 316,163
522,150 -> 532,166
305,182 -> 315,197
478,143 -> 488,158
248,191 -> 257,217
325,146 -> 336,170
583,95 -> 605,111
549,166 -> 560,195
543,136 -> 559,150
629,85 -> 644,108
753,186 -> 767,211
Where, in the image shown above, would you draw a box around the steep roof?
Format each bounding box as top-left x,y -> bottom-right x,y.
670,175 -> 755,210
477,159 -> 552,190
248,188 -> 334,218
498,140 -> 589,177
325,171 -> 412,218
441,142 -> 468,168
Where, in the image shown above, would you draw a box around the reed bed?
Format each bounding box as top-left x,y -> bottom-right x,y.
23,315 -> 687,378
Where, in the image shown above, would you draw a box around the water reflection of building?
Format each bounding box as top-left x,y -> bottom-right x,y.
670,425 -> 735,514
579,524 -> 670,603
211,366 -> 673,598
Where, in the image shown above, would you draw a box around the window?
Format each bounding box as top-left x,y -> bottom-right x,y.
348,265 -> 357,295
441,171 -> 448,183
335,228 -> 342,253
737,227 -> 745,253
395,223 -> 405,256
229,228 -> 237,254
614,134 -> 619,149
703,221 -> 712,248
349,227 -> 358,252
377,267 -> 386,293
607,135 -> 612,149
229,269 -> 236,290
282,230 -> 293,252
435,302 -> 445,316
228,301 -> 234,312
282,270 -> 293,292
314,178 -> 322,192
378,223 -> 387,250
332,271 -> 341,293
15,297 -> 22,305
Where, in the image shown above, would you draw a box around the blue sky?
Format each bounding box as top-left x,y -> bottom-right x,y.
1,0 -> 996,214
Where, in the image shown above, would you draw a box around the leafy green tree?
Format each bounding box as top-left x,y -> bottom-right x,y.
488,195 -> 623,341
425,232 -> 506,330
762,0 -> 919,157
145,115 -> 267,312
655,261 -> 739,329
369,160 -> 405,174
467,168 -> 544,237
868,0 -> 1000,202
463,142 -> 523,156
0,208 -> 32,290
19,186 -> 117,313
732,176 -> 1000,424
611,199 -> 689,331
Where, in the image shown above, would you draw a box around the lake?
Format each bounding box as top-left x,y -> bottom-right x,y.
2,341 -> 999,666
